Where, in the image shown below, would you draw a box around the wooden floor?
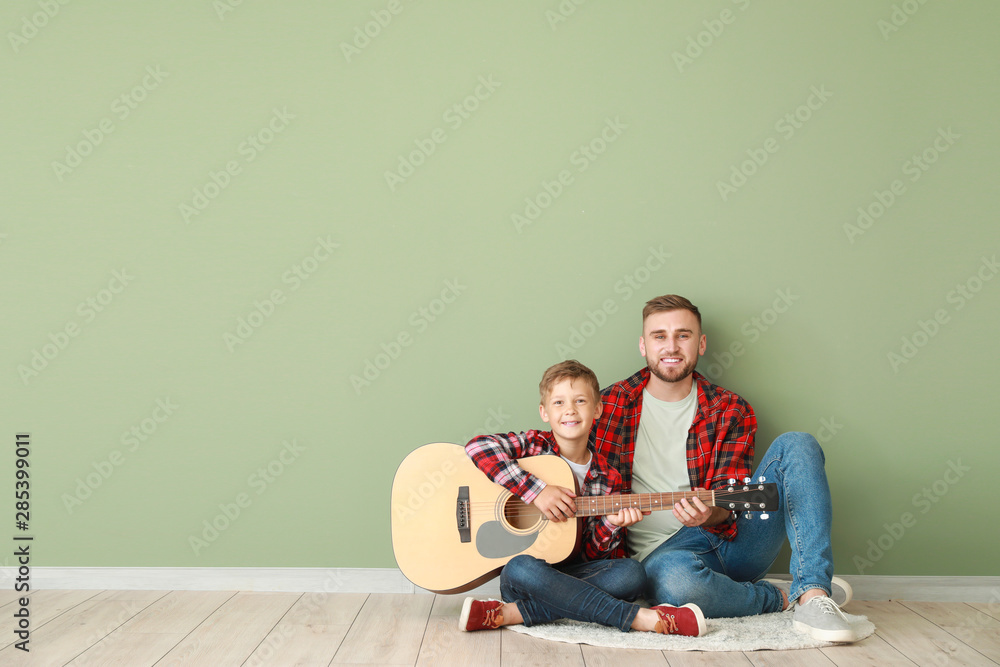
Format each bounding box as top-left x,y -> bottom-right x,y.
1,590 -> 998,666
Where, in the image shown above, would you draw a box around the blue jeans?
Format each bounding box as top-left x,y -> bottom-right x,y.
500,554 -> 646,632
642,432 -> 834,618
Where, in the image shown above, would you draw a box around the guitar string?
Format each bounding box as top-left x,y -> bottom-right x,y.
467,489 -> 774,516
463,489 -> 771,507
464,492 -> 775,517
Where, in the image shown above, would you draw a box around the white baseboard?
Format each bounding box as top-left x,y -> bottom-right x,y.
3,568 -> 998,603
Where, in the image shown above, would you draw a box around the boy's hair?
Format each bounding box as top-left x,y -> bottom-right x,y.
538,360 -> 601,404
642,294 -> 702,328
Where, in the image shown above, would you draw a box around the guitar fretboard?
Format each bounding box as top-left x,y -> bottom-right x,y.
574,489 -> 716,517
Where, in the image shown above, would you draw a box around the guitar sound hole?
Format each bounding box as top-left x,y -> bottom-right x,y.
504,497 -> 543,530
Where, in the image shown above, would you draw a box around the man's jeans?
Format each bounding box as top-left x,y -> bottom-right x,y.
641,432 -> 835,618
500,554 -> 646,632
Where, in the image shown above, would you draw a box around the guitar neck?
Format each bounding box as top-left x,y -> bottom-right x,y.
574,489 -> 716,517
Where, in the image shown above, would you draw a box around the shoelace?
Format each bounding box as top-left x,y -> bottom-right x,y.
481,606 -> 503,628
655,610 -> 678,634
811,596 -> 848,620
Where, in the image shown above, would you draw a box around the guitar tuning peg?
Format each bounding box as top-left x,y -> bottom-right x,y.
760,513 -> 769,520
758,476 -> 765,483
743,477 -> 751,484
743,511 -> 753,520
728,478 -> 736,485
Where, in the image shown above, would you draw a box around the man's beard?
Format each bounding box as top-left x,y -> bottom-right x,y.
646,355 -> 697,384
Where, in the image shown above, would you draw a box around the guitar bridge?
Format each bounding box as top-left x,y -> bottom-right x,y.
456,486 -> 471,543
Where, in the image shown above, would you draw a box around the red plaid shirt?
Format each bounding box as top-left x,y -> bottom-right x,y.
589,369 -> 757,558
465,430 -> 624,562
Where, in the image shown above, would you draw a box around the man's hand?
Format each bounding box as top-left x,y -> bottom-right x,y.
532,485 -> 577,522
672,495 -> 729,528
606,507 -> 648,527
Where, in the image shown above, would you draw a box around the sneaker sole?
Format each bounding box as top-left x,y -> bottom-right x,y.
793,619 -> 857,643
831,576 -> 853,607
682,602 -> 708,636
458,597 -> 475,632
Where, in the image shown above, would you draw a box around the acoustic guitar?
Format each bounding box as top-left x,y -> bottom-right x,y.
390,442 -> 778,594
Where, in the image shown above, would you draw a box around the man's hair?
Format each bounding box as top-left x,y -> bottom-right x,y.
642,294 -> 702,328
539,360 -> 601,404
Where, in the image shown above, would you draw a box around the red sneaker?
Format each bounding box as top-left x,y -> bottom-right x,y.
650,602 -> 706,637
459,598 -> 505,632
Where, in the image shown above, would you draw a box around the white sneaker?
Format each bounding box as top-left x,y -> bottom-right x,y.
793,595 -> 857,643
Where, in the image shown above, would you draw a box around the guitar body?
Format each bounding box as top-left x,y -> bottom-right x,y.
391,442 -> 580,594
390,443 -> 779,594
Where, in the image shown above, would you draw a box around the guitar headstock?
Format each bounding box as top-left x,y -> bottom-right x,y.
720,478 -> 779,519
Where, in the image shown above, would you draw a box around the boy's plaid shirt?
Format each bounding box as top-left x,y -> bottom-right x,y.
465,430 -> 625,561
589,368 -> 757,558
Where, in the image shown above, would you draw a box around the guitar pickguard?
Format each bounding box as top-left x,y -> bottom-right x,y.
475,521 -> 540,559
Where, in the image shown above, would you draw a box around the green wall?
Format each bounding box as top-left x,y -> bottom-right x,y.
3,1 -> 997,576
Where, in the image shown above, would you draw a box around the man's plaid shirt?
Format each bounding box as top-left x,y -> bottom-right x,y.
589,368 -> 757,558
465,430 -> 625,562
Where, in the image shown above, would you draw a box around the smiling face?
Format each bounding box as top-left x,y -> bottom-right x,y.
539,378 -> 602,444
640,309 -> 707,388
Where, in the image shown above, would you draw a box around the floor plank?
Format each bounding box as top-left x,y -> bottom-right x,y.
0,597 -> 153,666
502,626 -> 585,667
332,592 -> 434,665
746,649 -> 834,665
850,601 -> 990,666
821,632 -> 917,666
582,643 -> 669,665
155,591 -> 300,667
661,652 -> 753,667
65,631 -> 189,667
0,589 -> 102,650
971,601 -> 1000,622
0,590 -> 22,607
119,590 -> 236,634
0,590 -> 991,665
90,590 -> 172,602
416,595 -> 501,667
901,601 -> 1000,664
244,592 -> 369,666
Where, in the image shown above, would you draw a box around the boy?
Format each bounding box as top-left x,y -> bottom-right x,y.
459,360 -> 705,636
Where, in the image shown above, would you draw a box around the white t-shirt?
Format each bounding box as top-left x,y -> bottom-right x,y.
626,384 -> 698,561
561,452 -> 592,491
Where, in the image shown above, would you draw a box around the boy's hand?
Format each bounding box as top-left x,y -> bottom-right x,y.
532,485 -> 576,522
606,507 -> 647,527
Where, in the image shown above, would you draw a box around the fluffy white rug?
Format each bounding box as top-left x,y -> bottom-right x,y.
508,609 -> 875,651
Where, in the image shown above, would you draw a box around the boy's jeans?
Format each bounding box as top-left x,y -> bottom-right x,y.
642,432 -> 835,618
500,554 -> 645,632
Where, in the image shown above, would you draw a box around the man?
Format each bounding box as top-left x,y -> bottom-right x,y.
589,294 -> 856,642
